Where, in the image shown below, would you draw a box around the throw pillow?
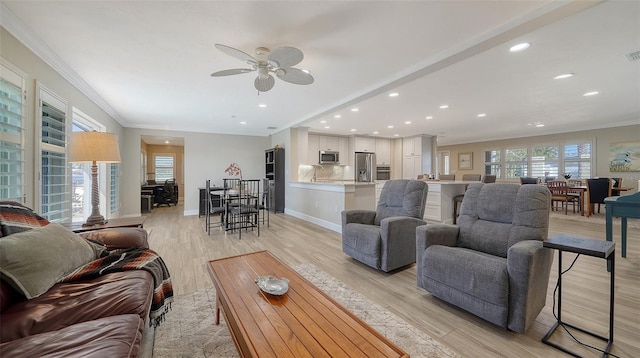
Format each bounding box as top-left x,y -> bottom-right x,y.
0,201 -> 50,237
0,222 -> 96,299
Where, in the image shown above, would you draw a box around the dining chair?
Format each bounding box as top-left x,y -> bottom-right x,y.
482,175 -> 497,183
453,174 -> 483,224
228,179 -> 260,239
205,180 -> 225,235
546,180 -> 579,215
440,174 -> 455,181
258,178 -> 270,227
611,177 -> 622,196
586,178 -> 612,216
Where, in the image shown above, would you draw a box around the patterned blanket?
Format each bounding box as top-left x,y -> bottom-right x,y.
62,247 -> 174,327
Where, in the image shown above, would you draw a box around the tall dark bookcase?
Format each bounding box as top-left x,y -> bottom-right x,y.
265,147 -> 285,213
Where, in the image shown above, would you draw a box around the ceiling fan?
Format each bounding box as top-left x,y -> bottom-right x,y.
211,44 -> 314,93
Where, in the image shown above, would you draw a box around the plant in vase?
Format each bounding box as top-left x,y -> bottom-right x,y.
563,173 -> 571,180
225,162 -> 242,190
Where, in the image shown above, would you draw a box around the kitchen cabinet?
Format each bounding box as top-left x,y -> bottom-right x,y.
403,136 -> 422,156
319,135 -> 339,151
375,138 -> 391,165
354,136 -> 375,152
403,155 -> 422,180
308,134 -> 319,164
339,137 -> 350,165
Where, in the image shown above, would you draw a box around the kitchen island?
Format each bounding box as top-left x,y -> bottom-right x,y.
422,181 -> 478,224
288,181 -> 376,232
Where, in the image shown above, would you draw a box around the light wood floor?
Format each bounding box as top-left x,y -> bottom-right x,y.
145,205 -> 639,358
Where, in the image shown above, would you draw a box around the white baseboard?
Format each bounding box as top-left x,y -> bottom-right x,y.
285,209 -> 342,233
184,209 -> 199,216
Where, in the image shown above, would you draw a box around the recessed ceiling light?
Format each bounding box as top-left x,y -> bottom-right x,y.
351,108 -> 359,112
164,140 -> 170,144
387,125 -> 394,129
350,128 -> 357,132
405,121 -> 412,124
240,121 -> 247,125
583,91 -> 599,97
477,113 -> 486,118
425,116 -> 433,120
334,114 -> 341,119
389,92 -> 399,97
324,126 -> 330,129
528,122 -> 545,127
509,42 -> 530,52
258,104 -> 267,108
439,105 -> 449,109
373,131 -> 379,134
393,134 -> 400,137
553,73 -> 574,80
320,120 -> 326,124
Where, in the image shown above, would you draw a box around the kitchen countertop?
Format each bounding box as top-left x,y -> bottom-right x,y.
291,180 -> 377,185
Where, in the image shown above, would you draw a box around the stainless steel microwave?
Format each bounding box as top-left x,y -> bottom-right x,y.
319,151 -> 339,164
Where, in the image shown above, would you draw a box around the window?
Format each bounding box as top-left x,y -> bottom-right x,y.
531,145 -> 559,178
505,148 -> 528,178
483,149 -> 501,178
110,163 -> 119,213
155,154 -> 175,181
39,85 -> 69,222
0,63 -> 25,202
481,141 -> 593,181
563,141 -> 592,179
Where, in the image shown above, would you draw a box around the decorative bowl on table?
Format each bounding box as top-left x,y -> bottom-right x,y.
255,276 -> 289,295
563,173 -> 572,180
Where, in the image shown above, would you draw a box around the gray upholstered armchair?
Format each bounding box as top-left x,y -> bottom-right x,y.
342,180 -> 428,272
416,183 -> 552,333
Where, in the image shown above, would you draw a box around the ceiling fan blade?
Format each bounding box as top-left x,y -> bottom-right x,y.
215,44 -> 257,66
254,75 -> 275,92
276,68 -> 314,85
268,46 -> 304,68
210,68 -> 254,77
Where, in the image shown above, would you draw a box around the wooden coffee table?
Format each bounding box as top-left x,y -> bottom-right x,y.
207,250 -> 409,357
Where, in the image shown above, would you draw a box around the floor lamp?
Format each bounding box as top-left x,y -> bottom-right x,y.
69,131 -> 121,226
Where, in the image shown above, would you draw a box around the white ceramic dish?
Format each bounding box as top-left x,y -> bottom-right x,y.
255,276 -> 289,295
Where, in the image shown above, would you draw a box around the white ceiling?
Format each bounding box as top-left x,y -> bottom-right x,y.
2,1 -> 638,146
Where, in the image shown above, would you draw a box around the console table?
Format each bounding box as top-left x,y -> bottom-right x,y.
605,192 -> 640,271
542,235 -> 615,357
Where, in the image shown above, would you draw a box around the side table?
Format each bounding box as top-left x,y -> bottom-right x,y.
605,192 -> 640,271
62,217 -> 146,233
542,234 -> 615,357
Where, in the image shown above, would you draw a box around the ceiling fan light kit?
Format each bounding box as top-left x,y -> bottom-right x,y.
211,44 -> 314,93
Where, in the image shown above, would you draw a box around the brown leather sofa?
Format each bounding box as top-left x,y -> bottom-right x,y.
0,228 -> 157,357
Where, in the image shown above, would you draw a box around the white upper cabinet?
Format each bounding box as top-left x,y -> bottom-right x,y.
318,135 -> 339,151
403,136 -> 422,157
354,136 -> 376,152
339,137 -> 349,165
375,138 -> 391,165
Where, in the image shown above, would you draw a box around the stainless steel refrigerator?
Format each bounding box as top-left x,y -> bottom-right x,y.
355,152 -> 376,182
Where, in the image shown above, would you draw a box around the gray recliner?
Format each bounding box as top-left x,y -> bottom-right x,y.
416,183 -> 552,333
342,180 -> 428,272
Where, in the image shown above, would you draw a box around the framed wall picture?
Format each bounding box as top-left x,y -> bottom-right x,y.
609,141 -> 640,172
458,152 -> 473,170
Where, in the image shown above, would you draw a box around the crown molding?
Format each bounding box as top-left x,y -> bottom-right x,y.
0,3 -> 128,126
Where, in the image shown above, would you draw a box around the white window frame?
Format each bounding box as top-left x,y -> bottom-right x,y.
37,82 -> 70,223
561,139 -> 594,179
482,148 -> 501,179
154,153 -> 175,182
504,147 -> 529,179
0,61 -> 27,203
530,143 -> 560,179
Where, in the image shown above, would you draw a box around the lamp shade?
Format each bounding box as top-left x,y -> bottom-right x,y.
69,131 -> 121,163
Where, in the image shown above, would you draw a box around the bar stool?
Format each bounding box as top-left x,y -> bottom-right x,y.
453,174 -> 493,224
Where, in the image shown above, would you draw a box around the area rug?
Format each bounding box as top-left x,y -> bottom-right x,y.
153,263 -> 460,357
